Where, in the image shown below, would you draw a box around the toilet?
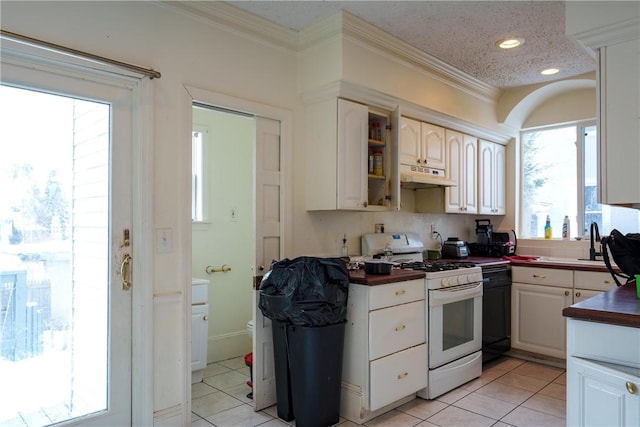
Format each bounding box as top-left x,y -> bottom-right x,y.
246,319 -> 254,338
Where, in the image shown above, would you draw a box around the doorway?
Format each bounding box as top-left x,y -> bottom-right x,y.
192,106 -> 255,363
186,85 -> 291,413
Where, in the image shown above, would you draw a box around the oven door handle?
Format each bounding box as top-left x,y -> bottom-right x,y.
429,281 -> 483,307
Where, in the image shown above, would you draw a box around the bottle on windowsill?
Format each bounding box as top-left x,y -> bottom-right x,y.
544,215 -> 552,239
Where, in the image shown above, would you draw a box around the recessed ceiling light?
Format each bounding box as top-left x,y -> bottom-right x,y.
541,68 -> 560,75
497,37 -> 524,49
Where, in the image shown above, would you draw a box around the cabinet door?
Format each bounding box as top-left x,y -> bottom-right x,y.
399,117 -> 421,166
493,143 -> 505,215
599,38 -> 640,206
421,123 -> 446,170
478,140 -> 505,215
512,282 -> 572,359
191,304 -> 209,371
573,289 -> 601,304
478,141 -> 495,215
444,129 -> 463,212
462,134 -> 478,213
337,99 -> 369,209
568,356 -> 640,426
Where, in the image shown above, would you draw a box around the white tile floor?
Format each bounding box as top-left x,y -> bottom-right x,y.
192,355 -> 567,427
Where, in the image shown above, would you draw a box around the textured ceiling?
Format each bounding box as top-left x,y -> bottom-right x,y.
226,1 -> 596,89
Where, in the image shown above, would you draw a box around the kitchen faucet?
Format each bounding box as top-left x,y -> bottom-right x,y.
589,222 -> 601,261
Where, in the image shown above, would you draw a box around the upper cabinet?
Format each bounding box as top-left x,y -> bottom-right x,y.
566,3 -> 640,208
306,98 -> 400,211
444,130 -> 477,214
399,118 -> 446,171
478,140 -> 505,215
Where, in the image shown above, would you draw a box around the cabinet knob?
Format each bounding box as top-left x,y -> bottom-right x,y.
626,382 -> 637,394
363,201 -> 368,208
564,291 -> 570,296
575,292 -> 581,297
203,315 -> 208,321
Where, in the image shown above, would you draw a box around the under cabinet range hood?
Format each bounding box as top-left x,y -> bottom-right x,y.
399,164 -> 457,188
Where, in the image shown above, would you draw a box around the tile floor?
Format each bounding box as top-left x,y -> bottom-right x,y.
192,355 -> 567,427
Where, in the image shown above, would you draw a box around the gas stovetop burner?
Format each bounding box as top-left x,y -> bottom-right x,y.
399,261 -> 477,272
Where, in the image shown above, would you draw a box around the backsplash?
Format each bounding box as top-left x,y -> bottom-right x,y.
516,239 -> 598,260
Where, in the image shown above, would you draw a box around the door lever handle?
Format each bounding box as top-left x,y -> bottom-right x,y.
120,253 -> 132,290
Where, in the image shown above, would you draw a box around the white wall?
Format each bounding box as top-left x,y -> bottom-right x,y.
3,1 -> 600,423
192,107 -> 254,363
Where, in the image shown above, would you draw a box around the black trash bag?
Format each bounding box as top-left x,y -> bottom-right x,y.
259,256 -> 349,326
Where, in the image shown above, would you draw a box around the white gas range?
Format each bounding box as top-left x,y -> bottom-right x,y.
361,233 -> 483,399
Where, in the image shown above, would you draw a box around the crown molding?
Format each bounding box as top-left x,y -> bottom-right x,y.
299,11 -> 501,104
157,1 -> 298,53
572,17 -> 640,48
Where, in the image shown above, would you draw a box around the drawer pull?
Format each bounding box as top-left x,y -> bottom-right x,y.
533,274 -> 547,279
395,289 -> 406,296
564,291 -> 570,296
604,280 -> 612,284
397,372 -> 408,380
395,325 -> 406,332
627,382 -> 637,395
575,292 -> 581,297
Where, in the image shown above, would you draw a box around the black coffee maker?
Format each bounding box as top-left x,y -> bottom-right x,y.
475,219 -> 493,245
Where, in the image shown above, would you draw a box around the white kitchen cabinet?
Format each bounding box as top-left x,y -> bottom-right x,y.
512,281 -> 572,359
478,139 -> 505,215
341,279 -> 427,424
512,267 -> 573,358
567,317 -> 640,426
512,266 -> 619,360
566,5 -> 640,208
573,270 -> 616,303
399,118 -> 445,171
444,130 -> 477,214
306,98 -> 399,211
597,38 -> 640,207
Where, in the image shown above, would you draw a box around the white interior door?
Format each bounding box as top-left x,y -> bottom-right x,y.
0,41 -> 135,426
253,117 -> 282,411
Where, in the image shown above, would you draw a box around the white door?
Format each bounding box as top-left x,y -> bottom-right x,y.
253,117 -> 283,411
0,43 -> 135,426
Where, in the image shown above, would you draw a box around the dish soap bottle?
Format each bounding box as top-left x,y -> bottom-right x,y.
544,215 -> 552,239
341,234 -> 348,256
562,216 -> 570,240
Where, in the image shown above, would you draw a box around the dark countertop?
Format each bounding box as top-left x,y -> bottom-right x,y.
509,259 -> 617,273
349,268 -> 426,286
562,281 -> 640,328
441,256 -> 511,268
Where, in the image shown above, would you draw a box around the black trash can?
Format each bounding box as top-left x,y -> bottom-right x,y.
259,257 -> 349,427
287,321 -> 346,427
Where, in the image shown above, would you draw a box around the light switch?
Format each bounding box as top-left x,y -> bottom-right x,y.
156,228 -> 172,254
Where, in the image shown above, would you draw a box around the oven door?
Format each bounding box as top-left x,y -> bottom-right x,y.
428,282 -> 482,369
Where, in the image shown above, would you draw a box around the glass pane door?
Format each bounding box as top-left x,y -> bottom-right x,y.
0,86 -> 110,426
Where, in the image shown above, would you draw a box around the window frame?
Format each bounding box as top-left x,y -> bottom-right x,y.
519,119 -> 596,239
192,124 -> 209,223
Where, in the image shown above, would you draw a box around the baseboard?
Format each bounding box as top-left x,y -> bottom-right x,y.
208,331 -> 252,363
504,349 -> 567,369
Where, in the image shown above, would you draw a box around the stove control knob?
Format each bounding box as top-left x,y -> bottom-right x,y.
440,278 -> 448,287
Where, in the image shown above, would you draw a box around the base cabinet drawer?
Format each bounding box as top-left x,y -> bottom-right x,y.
369,300 -> 425,360
369,344 -> 427,411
